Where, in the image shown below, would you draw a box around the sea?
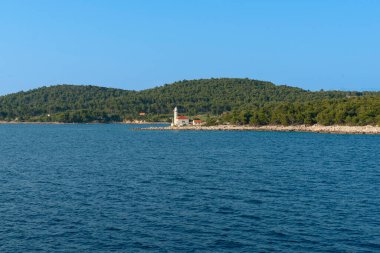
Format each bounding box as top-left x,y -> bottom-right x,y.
1,124 -> 379,252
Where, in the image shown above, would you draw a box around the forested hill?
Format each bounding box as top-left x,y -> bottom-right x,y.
0,78 -> 379,125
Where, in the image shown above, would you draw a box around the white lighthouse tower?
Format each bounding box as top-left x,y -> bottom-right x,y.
172,107 -> 178,126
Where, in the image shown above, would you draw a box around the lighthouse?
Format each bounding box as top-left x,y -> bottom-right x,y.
172,107 -> 178,126
171,107 -> 189,126
174,107 -> 178,125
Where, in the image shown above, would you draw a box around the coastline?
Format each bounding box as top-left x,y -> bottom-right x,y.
0,121 -> 165,125
0,121 -> 67,125
1,121 -> 379,134
138,124 -> 380,135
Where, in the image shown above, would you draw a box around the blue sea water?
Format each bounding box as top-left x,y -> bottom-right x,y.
0,124 -> 379,252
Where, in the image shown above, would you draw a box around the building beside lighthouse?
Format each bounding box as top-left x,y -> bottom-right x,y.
171,107 -> 189,126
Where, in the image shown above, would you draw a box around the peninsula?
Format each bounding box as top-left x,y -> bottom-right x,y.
137,106 -> 380,134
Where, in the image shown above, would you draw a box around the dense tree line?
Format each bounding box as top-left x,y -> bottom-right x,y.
0,78 -> 378,125
214,96 -> 380,126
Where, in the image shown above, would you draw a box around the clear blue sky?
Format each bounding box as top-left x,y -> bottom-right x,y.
0,0 -> 379,95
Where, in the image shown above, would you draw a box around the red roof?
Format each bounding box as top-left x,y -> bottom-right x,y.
177,115 -> 189,119
193,120 -> 202,123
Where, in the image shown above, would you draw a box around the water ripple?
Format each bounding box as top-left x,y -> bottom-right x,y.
0,124 -> 379,252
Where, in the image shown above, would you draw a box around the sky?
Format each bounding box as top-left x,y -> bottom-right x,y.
0,0 -> 379,95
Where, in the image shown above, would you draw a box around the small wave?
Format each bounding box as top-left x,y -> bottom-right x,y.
216,206 -> 235,214
213,239 -> 246,249
244,199 -> 263,204
239,214 -> 261,220
105,227 -> 122,231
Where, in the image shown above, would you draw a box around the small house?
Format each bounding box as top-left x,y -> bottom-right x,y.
176,115 -> 189,126
193,119 -> 203,125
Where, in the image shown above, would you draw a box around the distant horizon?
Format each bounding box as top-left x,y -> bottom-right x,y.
1,77 -> 379,97
1,1 -> 379,95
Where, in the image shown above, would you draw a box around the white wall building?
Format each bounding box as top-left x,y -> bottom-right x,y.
193,119 -> 203,125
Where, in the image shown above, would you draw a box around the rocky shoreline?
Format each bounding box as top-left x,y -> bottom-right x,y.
0,121 -> 164,125
138,124 -> 380,134
0,121 -> 66,124
1,121 -> 379,134
122,120 -> 165,124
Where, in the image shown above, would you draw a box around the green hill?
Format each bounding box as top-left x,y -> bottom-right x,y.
0,78 -> 379,125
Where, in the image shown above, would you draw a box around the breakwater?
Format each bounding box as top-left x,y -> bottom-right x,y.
138,124 -> 380,134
